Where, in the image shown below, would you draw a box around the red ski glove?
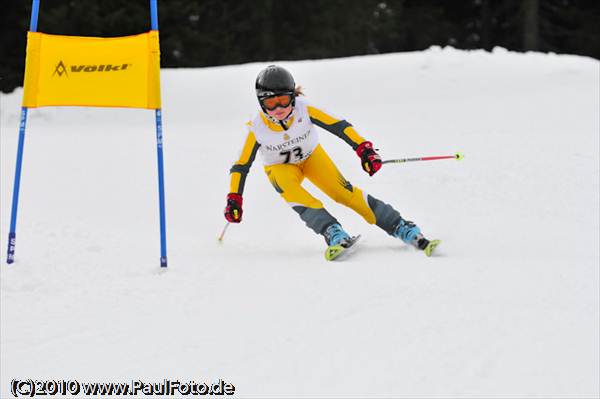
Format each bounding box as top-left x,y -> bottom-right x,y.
224,193 -> 243,223
356,141 -> 382,176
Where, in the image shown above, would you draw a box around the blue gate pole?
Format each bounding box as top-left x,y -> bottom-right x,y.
150,0 -> 168,267
7,0 -> 40,264
155,110 -> 168,268
150,0 -> 158,30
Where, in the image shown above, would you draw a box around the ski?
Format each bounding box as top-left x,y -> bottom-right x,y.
325,235 -> 362,261
423,239 -> 441,257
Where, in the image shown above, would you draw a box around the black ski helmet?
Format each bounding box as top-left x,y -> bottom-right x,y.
255,65 -> 296,110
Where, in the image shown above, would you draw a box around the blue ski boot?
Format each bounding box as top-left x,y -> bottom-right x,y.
324,223 -> 351,246
323,223 -> 360,261
393,219 -> 440,256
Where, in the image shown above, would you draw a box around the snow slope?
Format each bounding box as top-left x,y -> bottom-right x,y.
1,47 -> 599,397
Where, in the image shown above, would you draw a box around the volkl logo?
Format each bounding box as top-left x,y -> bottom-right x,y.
52,60 -> 132,77
71,63 -> 132,72
52,60 -> 68,77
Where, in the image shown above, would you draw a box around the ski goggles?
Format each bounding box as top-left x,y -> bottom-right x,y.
260,94 -> 293,111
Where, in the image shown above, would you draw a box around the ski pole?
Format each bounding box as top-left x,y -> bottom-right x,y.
218,222 -> 230,242
382,152 -> 464,165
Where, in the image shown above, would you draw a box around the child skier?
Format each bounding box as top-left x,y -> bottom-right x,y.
224,65 -> 439,260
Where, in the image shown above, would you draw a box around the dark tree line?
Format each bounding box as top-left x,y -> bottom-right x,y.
1,0 -> 599,93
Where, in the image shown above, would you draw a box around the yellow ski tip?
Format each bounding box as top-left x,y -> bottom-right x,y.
325,245 -> 343,261
455,153 -> 464,161
424,239 -> 441,257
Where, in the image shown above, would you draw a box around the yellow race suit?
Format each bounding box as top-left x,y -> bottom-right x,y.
229,97 -> 403,237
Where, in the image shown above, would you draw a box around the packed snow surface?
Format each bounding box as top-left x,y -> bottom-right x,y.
2,47 -> 599,397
